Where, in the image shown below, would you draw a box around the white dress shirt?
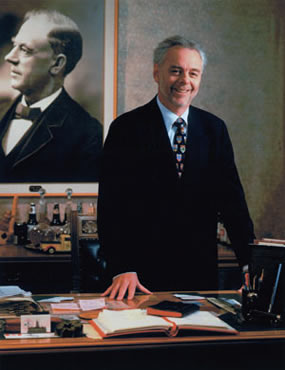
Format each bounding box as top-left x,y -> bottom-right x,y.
156,96 -> 189,145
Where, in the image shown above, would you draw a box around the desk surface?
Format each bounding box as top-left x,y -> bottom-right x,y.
0,291 -> 284,356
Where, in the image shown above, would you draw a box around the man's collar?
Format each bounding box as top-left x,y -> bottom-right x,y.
21,88 -> 63,111
156,96 -> 189,131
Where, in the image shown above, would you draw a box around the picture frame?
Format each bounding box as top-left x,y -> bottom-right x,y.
0,0 -> 117,193
78,214 -> 98,239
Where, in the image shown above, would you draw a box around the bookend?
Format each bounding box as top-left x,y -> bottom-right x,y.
55,319 -> 83,337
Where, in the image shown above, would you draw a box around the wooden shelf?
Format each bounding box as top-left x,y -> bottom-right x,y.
0,244 -> 71,263
0,193 -> 98,198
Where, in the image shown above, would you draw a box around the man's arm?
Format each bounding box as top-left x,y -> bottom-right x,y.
217,120 -> 255,268
98,116 -> 151,299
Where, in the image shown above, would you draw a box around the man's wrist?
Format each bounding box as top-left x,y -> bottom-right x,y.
113,272 -> 137,280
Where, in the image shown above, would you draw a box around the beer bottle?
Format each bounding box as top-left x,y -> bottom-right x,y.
62,188 -> 73,234
29,188 -> 55,246
50,203 -> 62,226
26,203 -> 38,243
27,203 -> 38,226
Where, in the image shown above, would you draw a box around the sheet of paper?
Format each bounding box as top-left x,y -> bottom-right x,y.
50,302 -> 80,311
0,286 -> 31,297
5,333 -> 57,339
54,314 -> 79,320
79,298 -> 105,311
174,294 -> 205,300
37,297 -> 74,303
83,323 -> 102,339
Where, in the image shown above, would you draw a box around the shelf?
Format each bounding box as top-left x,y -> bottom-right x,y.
0,244 -> 71,263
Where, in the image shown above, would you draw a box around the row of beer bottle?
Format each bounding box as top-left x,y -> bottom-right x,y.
27,202 -> 66,227
14,203 -> 70,246
15,201 -> 96,245
23,202 -> 71,246
27,201 -> 97,227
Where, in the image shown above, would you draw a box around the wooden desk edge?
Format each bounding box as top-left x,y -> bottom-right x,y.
0,291 -> 284,355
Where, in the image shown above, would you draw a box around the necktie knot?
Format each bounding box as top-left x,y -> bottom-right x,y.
14,103 -> 42,121
174,117 -> 185,128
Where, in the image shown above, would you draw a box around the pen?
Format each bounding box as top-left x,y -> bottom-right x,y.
268,264 -> 282,313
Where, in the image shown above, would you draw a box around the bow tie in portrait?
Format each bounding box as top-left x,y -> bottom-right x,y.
14,103 -> 42,121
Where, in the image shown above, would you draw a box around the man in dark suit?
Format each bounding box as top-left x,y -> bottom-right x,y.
0,9 -> 102,182
98,36 -> 255,299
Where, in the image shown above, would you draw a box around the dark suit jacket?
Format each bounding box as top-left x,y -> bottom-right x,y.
97,97 -> 255,291
0,89 -> 102,182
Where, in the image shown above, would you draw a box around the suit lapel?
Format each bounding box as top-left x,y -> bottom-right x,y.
146,98 -> 177,177
148,98 -> 173,149
11,90 -> 69,168
182,106 -> 206,181
0,95 -> 22,141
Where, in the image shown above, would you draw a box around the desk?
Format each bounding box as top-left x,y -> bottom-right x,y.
0,291 -> 284,370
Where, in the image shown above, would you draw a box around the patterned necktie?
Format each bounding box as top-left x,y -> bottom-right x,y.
173,117 -> 187,177
14,103 -> 42,121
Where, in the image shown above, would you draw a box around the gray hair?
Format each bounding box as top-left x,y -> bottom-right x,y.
153,35 -> 207,71
24,9 -> 82,76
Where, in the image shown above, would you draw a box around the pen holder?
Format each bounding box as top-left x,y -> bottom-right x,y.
241,288 -> 282,326
241,288 -> 258,321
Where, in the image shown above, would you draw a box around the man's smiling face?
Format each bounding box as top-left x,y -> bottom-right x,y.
153,46 -> 203,116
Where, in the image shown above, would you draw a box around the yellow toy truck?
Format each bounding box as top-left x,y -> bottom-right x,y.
40,234 -> 71,254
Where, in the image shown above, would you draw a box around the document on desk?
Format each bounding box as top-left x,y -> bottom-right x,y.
5,333 -> 57,339
79,298 -> 106,311
0,296 -> 44,318
37,296 -> 74,303
83,323 -> 102,339
0,285 -> 31,297
174,294 -> 205,300
50,302 -> 80,313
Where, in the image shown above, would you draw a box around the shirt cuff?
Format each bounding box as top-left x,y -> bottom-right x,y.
113,272 -> 137,280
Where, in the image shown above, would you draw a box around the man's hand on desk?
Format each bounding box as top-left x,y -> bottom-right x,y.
101,272 -> 152,300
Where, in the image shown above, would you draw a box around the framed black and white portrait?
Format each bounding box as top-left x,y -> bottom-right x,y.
0,0 -> 116,193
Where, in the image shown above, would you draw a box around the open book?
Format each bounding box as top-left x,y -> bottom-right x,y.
90,309 -> 238,338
